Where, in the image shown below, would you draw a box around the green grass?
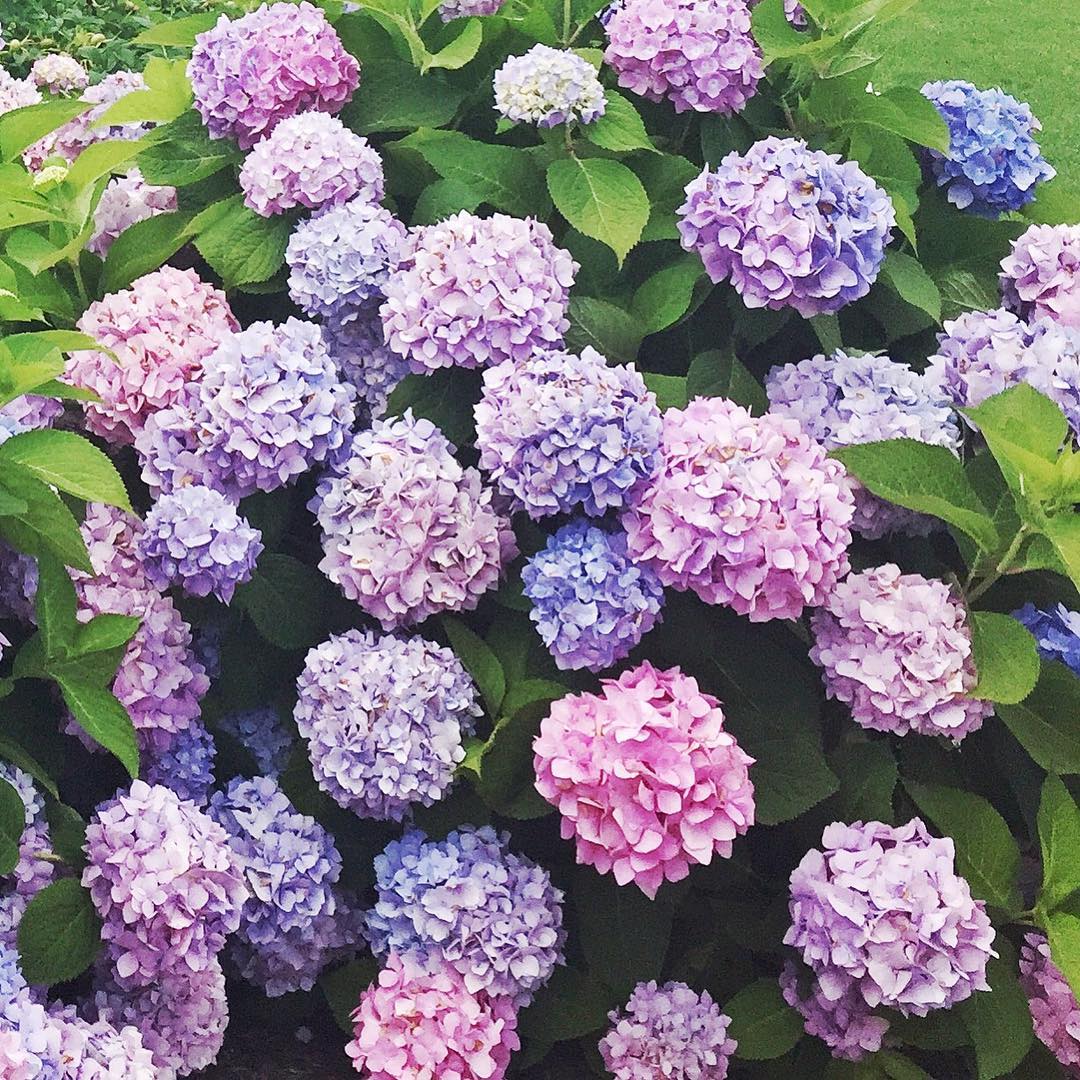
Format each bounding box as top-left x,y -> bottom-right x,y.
870,0 -> 1080,203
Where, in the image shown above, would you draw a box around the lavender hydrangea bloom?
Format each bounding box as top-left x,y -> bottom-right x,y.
0,762 -> 43,826
599,980 -> 737,1079
1015,603 -> 1080,676
286,200 -> 407,321
0,69 -> 41,116
83,781 -> 248,988
1020,932 -> 1080,1074
922,81 -> 1054,216
88,169 -> 178,258
367,826 -> 565,1006
240,112 -> 383,217
603,0 -> 762,115
785,819 -> 995,1017
311,413 -> 516,629
0,542 -> 35,624
8,821 -> 56,901
380,211 -> 577,373
48,1009 -> 156,1078
474,347 -> 662,518
1,394 -> 63,433
219,707 -> 291,778
294,629 -> 481,820
139,485 -> 263,604
523,522 -> 664,672
29,53 -> 88,93
678,136 -> 895,316
439,0 -> 501,19
494,45 -> 606,127
143,721 -> 217,807
766,350 -> 960,539
322,316 -> 410,423
0,943 -> 62,1077
1001,223 -> 1080,329
189,1 -> 360,149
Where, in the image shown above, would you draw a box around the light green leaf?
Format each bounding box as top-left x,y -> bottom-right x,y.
752,0 -> 818,63
138,111 -> 244,187
685,348 -> 768,414
33,551 -> 78,662
57,678 -> 139,777
64,137 -> 148,191
727,978 -> 803,1060
423,19 -> 483,70
18,879 -> 102,986
133,12 -> 220,45
631,257 -> 705,335
441,615 -> 506,716
968,611 -> 1039,705
0,100 -> 91,161
96,59 -> 192,126
881,250 -> 941,322
584,91 -> 655,153
101,210 -> 195,293
809,78 -> 951,152
1047,912 -> 1080,1003
998,662 -> 1080,774
1037,774 -> 1080,914
643,374 -> 689,412
0,464 -> 91,571
193,196 -> 292,288
0,429 -> 130,509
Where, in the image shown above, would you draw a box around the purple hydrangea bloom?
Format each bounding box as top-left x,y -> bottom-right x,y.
219,707 -> 291,778
493,45 -> 606,127
380,211 -> 577,373
367,825 -> 565,1006
143,721 -> 217,807
922,81 -> 1054,216
0,762 -> 43,826
139,485 -> 263,604
1020,932 -> 1080,1075
0,943 -> 62,1077
310,413 -> 516,629
1015,603 -> 1080,676
780,963 -> 890,1061
0,69 -> 41,116
29,53 -> 89,94
599,980 -> 737,1079
766,350 -> 961,539
678,136 -> 895,316
189,1 -> 360,149
785,818 -> 995,1017
474,347 -> 662,519
286,200 -> 407,321
439,0 -> 501,19
1001,224 -> 1080,329
522,521 -> 664,672
8,821 -> 56,901
0,541 -> 37,623
48,1006 -> 157,1078
83,781 -> 248,988
294,628 -> 481,820
603,0 -> 762,115
88,169 -> 177,258
239,112 -> 383,217
1,394 -> 64,433
322,316 -> 410,423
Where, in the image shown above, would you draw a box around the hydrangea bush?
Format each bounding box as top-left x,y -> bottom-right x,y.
0,0 -> 1080,1075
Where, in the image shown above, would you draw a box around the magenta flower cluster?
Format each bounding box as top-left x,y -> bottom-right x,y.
88,169 -> 178,258
1020,932 -> 1080,1074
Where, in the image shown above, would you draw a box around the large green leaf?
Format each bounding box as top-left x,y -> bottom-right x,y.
17,879 -> 102,986
193,196 -> 293,288
100,210 -> 195,293
0,778 -> 22,877
0,463 -> 91,571
631,256 -> 705,335
1038,774 -> 1080,914
0,100 -> 91,161
998,662 -> 1080,774
57,678 -> 139,778
138,111 -> 244,187
686,348 -> 768,414
235,554 -> 335,652
968,611 -> 1039,705
809,78 -> 951,152
958,938 -> 1033,1079
346,61 -> 465,132
0,430 -> 130,510
33,551 -> 79,662
830,739 -> 897,823
727,978 -> 803,1060
584,91 -> 655,153
565,296 -> 642,363
133,12 -> 220,45
880,250 -> 941,322
518,966 -> 614,1043
441,616 -> 506,716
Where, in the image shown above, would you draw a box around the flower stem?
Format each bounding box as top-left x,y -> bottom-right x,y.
967,526 -> 1029,604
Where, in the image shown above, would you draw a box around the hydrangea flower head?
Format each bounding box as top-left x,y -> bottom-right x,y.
189,0 -> 360,149
439,0 -> 501,19
523,521 -> 664,671
29,53 -> 89,93
678,137 -> 894,316
0,69 -> 41,116
219,707 -> 291,778
494,45 -> 606,127
323,316 -> 410,423
1020,932 -> 1080,1074
49,1010 -> 156,1079
810,564 -> 994,741
766,350 -> 960,538
0,943 -> 61,1077
922,81 -> 1054,216
294,628 -> 481,820
286,200 -> 407,321
623,397 -> 854,621
599,980 -> 737,1079
139,485 -> 263,603
0,542 -> 36,624
83,781 -> 248,988
603,0 -> 762,115
367,825 -> 565,1006
69,266 -> 238,445
239,112 -> 383,217
380,211 -> 576,373
1,394 -> 63,434
143,721 -> 217,807
475,347 -> 662,518
88,169 -> 178,258
311,413 -> 516,628
1015,603 -> 1080,676
785,818 -> 995,1017
534,662 -> 753,897
1001,224 -> 1080,329
346,953 -> 520,1079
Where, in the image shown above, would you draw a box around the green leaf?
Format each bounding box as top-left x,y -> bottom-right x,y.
999,662 -> 1080,774
0,736 -> 58,799
0,344 -> 65,410
1048,912 -> 1080,1002
412,178 -> 482,224
193,195 -> 292,289
727,978 -> 803,1060
133,11 -> 220,45
565,296 -> 642,363
809,79 -> 951,152
547,157 -> 648,266
45,800 -> 87,870
34,551 -> 78,661
584,91 -> 655,153
905,781 -> 1021,913
0,778 -> 22,877
100,210 -> 195,293
518,966 -> 613,1043
830,739 -> 897,823
0,430 -> 130,510
441,615 -> 506,715
935,267 -> 1002,321
968,611 -> 1039,705
1038,774 -> 1080,914
0,100 -> 91,161
831,439 -> 998,551
0,464 -> 91,572
686,348 -> 768,414
17,879 -> 102,986
423,18 -> 483,70
138,111 -> 244,187
1042,514 -> 1080,598
345,61 -> 464,133
57,678 -> 139,778
633,154 -> 699,242
751,0 -> 816,63
385,368 -> 480,447
235,554 -> 335,652
643,374 -> 688,412
811,313 -> 843,354
320,957 -> 379,1033
97,59 -> 192,126
958,938 -> 1033,1079
474,700 -> 554,820
631,257 -> 705,335
881,250 -> 941,322
63,137 -> 148,192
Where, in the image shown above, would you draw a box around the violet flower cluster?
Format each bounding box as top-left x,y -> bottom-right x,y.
623,397 -> 855,622
143,721 -> 217,808
380,211 -> 577,373
678,136 -> 895,316
493,45 -> 606,128
439,0 -> 502,18
1001,223 -> 1080,329
48,1008 -> 157,1078
1015,603 -> 1080,676
523,521 -> 664,672
294,628 -> 481,820
603,0 -> 762,115
599,980 -> 737,1079
367,826 -> 565,1006
766,350 -> 960,539
475,347 -> 662,518
29,53 -> 88,93
322,315 -> 411,422
88,169 -> 178,258
0,69 -> 40,116
534,662 -> 754,898
310,412 -> 516,628
189,1 -> 360,149
785,818 -> 995,1017
1019,932 -> 1080,1075
219,707 -> 292,778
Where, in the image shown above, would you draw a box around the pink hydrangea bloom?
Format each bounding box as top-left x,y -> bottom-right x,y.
0,1028 -> 33,1079
809,564 -> 993,742
623,397 -> 854,622
29,53 -> 89,93
345,953 -> 520,1079
88,169 -> 178,258
69,267 -> 238,445
1001,223 -> 1080,329
0,68 -> 42,116
534,662 -> 754,898
1020,932 -> 1080,1075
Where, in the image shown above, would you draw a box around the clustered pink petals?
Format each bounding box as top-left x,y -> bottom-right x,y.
1000,222 -> 1080,329
809,564 -> 994,742
88,169 -> 178,258
623,397 -> 854,622
1020,932 -> 1080,1075
534,662 -> 754,898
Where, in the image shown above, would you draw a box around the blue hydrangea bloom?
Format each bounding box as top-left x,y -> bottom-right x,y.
0,762 -> 42,826
367,825 -> 565,1006
323,316 -> 410,423
143,721 -> 217,806
1014,603 -> 1080,675
0,940 -> 62,1075
523,521 -> 664,672
922,81 -> 1055,217
219,707 -> 292,778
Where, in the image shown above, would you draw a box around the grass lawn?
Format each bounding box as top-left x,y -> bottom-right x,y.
870,0 -> 1080,203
